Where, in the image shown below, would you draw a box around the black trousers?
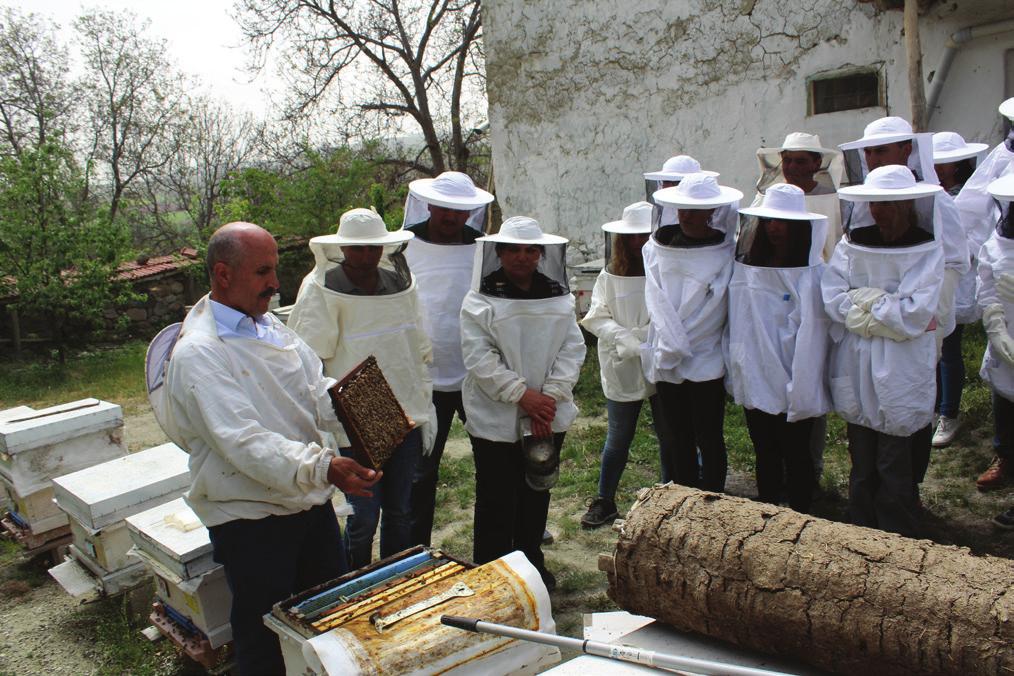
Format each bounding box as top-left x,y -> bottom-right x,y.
847,423 -> 920,538
744,408 -> 815,513
655,378 -> 728,492
410,390 -> 467,546
470,433 -> 562,575
207,502 -> 347,676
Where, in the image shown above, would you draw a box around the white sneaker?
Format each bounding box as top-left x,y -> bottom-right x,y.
932,415 -> 961,447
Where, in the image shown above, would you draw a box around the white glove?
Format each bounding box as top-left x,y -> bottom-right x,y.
615,332 -> 642,360
997,272 -> 1014,304
983,303 -> 1014,365
631,325 -> 649,342
847,287 -> 888,312
845,305 -> 908,341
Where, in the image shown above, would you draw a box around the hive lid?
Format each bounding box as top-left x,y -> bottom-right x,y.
52,443 -> 191,531
0,399 -> 123,455
125,497 -> 215,578
0,406 -> 35,424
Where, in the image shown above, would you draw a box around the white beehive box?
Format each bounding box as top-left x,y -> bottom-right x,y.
125,497 -> 216,580
52,443 -> 190,531
0,399 -> 126,495
127,498 -> 232,648
49,544 -> 150,600
3,480 -> 68,533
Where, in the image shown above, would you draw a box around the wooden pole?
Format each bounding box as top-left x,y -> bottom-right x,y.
904,0 -> 927,131
8,304 -> 21,358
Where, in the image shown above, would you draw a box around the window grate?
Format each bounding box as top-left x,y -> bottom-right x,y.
810,72 -> 881,115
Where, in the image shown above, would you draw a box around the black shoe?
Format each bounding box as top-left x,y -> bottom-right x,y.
539,568 -> 557,593
580,496 -> 619,529
992,507 -> 1014,530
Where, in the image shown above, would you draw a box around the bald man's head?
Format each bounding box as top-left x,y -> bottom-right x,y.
207,222 -> 280,317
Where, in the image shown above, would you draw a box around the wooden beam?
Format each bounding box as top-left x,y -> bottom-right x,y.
904,0 -> 928,131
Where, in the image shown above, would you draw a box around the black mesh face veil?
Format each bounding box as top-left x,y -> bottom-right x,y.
604,232 -> 648,276
736,216 -> 815,267
476,240 -> 570,299
842,195 -> 937,248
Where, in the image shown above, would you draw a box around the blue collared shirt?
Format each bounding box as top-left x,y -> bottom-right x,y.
210,299 -> 286,347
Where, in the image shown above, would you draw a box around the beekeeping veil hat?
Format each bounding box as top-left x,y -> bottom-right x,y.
404,171 -> 493,233
602,201 -> 652,275
651,173 -> 742,245
839,117 -> 936,187
988,173 -> 1014,238
932,131 -> 989,164
756,132 -> 844,194
838,164 -> 942,245
473,216 -> 570,297
1000,97 -> 1014,122
644,155 -> 719,223
307,208 -> 414,292
737,183 -> 828,267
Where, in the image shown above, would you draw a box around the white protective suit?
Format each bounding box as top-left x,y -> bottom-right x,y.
978,213 -> 1014,401
164,295 -> 340,526
725,208 -> 831,422
287,239 -> 436,447
641,207 -> 737,386
404,236 -> 476,391
840,122 -> 970,341
955,134 -> 1014,250
822,185 -> 945,436
459,221 -> 586,443
581,270 -> 652,402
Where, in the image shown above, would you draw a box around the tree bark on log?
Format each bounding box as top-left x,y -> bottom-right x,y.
602,485 -> 1013,675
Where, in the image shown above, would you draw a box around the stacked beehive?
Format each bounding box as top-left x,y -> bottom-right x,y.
48,442 -> 190,600
0,399 -> 127,551
126,497 -> 233,669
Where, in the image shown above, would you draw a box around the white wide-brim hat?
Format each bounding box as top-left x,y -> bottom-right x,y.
603,201 -> 653,234
312,208 -> 414,246
653,173 -> 743,208
409,171 -> 495,210
839,116 -> 915,150
739,183 -> 827,221
758,132 -> 838,160
932,131 -> 989,163
838,165 -> 942,202
1000,97 -> 1014,122
988,173 -> 1014,201
478,215 -> 568,245
643,155 -> 719,181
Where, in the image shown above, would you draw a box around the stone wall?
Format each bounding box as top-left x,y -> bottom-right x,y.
483,0 -> 1014,260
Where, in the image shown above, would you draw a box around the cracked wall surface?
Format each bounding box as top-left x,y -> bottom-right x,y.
604,484 -> 1014,675
483,0 -> 1014,259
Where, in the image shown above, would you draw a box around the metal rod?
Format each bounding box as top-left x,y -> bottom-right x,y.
440,616 -> 796,676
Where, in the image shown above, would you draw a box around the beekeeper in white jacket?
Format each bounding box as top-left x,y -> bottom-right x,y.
287,208 -> 435,570
955,97 -> 1014,252
726,183 -> 831,514
400,171 -> 494,547
578,202 -> 671,529
642,173 -> 742,492
460,216 -> 586,592
822,165 -> 944,538
974,174 -> 1014,493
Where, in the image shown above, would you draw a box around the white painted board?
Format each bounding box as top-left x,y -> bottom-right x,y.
125,497 -> 216,579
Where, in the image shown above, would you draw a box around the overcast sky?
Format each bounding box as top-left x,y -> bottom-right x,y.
11,0 -> 284,117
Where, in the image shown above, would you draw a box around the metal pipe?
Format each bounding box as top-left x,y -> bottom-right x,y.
440,615 -> 796,676
926,19 -> 1014,123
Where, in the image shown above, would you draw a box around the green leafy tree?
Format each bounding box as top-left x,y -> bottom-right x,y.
0,140 -> 137,362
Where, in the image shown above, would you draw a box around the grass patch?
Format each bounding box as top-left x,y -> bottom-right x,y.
0,341 -> 150,414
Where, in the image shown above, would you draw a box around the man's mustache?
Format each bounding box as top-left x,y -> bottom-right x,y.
259,287 -> 279,298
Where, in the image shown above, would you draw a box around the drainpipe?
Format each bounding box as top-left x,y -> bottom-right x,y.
926,18 -> 1014,124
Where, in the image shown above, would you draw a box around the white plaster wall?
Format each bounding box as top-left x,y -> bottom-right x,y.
483,0 -> 1014,260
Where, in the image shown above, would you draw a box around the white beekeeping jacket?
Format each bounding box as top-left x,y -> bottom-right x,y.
459,217 -> 586,443
822,186 -> 944,436
164,295 -> 340,526
640,187 -> 738,385
725,195 -> 831,421
978,212 -> 1014,400
404,236 -> 477,391
287,237 -> 435,445
955,141 -> 1014,252
581,270 -> 652,402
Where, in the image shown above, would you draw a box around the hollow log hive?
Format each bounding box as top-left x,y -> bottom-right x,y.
601,485 -> 1013,675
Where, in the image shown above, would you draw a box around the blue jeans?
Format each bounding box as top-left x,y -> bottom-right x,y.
597,395 -> 671,501
410,390 -> 466,546
341,427 -> 422,570
207,502 -> 346,676
995,391 -> 1014,462
935,324 -> 965,418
